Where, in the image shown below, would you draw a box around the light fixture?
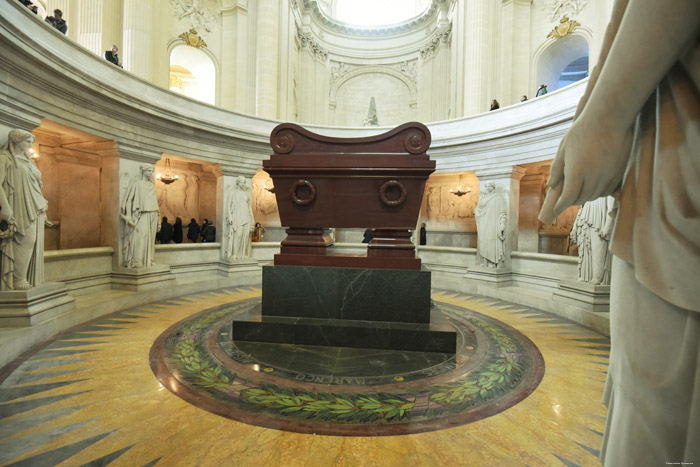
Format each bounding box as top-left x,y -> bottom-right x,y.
28,148 -> 39,160
449,175 -> 471,197
157,157 -> 179,184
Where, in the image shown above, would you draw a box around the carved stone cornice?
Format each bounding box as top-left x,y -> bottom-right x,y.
419,22 -> 452,60
297,30 -> 328,62
297,0 -> 439,37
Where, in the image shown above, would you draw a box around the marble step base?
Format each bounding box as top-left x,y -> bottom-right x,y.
0,282 -> 76,327
232,304 -> 457,353
111,264 -> 175,292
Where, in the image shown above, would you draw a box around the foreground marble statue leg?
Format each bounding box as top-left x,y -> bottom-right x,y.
538,0 -> 700,463
602,257 -> 700,464
11,218 -> 37,289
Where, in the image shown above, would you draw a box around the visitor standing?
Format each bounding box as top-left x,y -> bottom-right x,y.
187,218 -> 200,242
52,9 -> 66,34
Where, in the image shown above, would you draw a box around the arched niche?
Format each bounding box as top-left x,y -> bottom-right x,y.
533,33 -> 590,93
168,43 -> 218,105
330,67 -> 417,126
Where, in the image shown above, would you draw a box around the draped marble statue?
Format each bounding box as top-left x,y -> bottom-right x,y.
569,196 -> 617,285
120,165 -> 160,268
475,181 -> 507,267
0,130 -> 51,290
539,0 -> 700,463
223,176 -> 254,260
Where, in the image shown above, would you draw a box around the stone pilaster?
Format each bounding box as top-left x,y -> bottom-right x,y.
122,0 -> 153,80
474,166 -> 527,265
255,0 -> 280,118
499,0 -> 533,104
221,1 -> 252,113
463,0 -> 495,115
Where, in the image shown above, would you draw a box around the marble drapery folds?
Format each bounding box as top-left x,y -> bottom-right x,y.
0,130 -> 49,290
120,165 -> 160,268
570,196 -> 616,285
475,181 -> 507,267
223,176 -> 254,260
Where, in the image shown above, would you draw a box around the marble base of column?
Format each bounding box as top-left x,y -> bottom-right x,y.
112,264 -> 175,291
218,258 -> 260,278
464,266 -> 513,288
553,280 -> 610,313
0,282 -> 76,327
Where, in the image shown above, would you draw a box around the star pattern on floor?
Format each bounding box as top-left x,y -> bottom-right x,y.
0,287 -> 608,466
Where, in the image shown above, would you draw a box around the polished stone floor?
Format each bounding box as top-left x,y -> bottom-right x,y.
0,287 -> 609,466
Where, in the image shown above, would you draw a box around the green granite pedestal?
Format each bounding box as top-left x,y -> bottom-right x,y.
232,265 -> 456,353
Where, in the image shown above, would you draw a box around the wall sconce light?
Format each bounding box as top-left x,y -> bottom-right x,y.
157,157 -> 179,184
449,175 -> 471,197
28,148 -> 39,159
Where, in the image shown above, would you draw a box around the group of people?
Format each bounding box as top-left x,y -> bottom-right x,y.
156,217 -> 215,244
19,1 -> 67,34
489,84 -> 548,111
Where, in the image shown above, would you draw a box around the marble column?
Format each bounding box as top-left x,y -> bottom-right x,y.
463,0 -> 495,115
475,166 -> 527,266
101,0 -> 124,55
499,0 -> 533,104
97,141 -> 120,259
214,168 -> 258,274
76,0 -> 102,55
122,0 -> 153,81
221,1 -> 252,113
255,0 -> 280,118
518,172 -> 546,252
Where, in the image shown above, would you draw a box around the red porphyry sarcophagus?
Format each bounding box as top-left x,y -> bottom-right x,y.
263,122 -> 435,270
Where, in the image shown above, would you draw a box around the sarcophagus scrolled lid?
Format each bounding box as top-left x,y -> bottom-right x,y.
263,122 -> 435,229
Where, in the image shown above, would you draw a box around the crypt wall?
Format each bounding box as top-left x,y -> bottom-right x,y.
0,0 -> 610,365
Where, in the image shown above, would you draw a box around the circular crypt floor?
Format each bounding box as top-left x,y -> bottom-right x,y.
0,287 -> 609,466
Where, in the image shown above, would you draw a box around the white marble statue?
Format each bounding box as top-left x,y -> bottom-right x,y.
474,181 -> 507,267
569,196 -> 617,285
223,176 -> 254,260
538,0 -> 700,464
120,165 -> 160,268
0,130 -> 52,290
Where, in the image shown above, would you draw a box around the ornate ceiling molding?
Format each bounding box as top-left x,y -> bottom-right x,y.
419,22 -> 452,60
298,0 -> 440,37
297,29 -> 329,62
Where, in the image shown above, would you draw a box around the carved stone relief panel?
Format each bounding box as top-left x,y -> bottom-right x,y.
154,158 -> 217,224
251,169 -> 280,227
421,173 -> 479,232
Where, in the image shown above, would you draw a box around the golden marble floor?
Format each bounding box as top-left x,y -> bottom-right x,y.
0,287 -> 609,466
